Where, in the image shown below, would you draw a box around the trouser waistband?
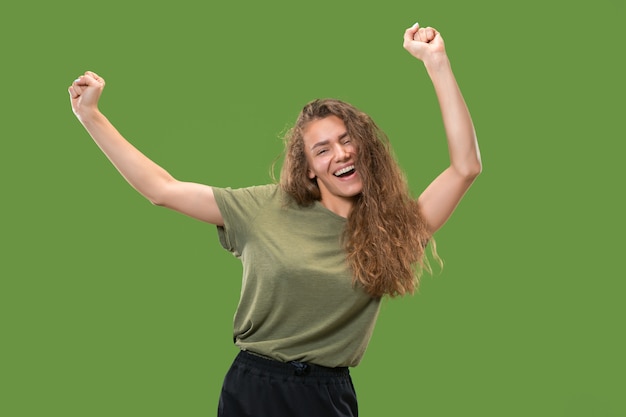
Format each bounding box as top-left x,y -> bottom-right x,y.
235,350 -> 350,378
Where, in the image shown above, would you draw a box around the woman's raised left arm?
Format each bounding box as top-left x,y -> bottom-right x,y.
403,23 -> 482,233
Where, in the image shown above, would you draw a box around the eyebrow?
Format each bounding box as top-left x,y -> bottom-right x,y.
310,132 -> 349,151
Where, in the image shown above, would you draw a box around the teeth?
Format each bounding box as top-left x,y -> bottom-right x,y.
334,165 -> 355,176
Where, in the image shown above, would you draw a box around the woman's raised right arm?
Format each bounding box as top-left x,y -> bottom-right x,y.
69,71 -> 224,226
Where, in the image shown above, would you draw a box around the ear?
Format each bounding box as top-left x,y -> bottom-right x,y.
307,169 -> 316,179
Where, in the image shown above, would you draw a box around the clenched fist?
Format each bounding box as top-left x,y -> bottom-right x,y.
68,71 -> 106,119
403,23 -> 447,67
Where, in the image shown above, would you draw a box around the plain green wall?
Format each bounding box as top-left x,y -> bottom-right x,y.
2,1 -> 625,416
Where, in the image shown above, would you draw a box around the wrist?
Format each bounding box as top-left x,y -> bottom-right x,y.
423,53 -> 451,74
75,107 -> 104,125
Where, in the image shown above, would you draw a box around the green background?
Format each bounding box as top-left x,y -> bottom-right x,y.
2,0 -> 624,416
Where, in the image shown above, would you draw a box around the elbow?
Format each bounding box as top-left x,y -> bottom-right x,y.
463,149 -> 483,179
144,181 -> 175,207
463,141 -> 482,179
147,189 -> 171,207
149,198 -> 165,207
457,159 -> 482,181
469,160 -> 483,179
145,193 -> 164,206
451,146 -> 482,180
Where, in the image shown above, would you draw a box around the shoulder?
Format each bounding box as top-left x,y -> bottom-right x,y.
212,183 -> 283,212
213,183 -> 278,197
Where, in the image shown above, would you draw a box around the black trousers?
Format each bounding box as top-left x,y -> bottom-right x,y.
218,350 -> 358,417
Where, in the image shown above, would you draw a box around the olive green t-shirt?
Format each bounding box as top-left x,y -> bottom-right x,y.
213,184 -> 381,368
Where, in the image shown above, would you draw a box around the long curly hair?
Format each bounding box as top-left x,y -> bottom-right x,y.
278,98 -> 439,298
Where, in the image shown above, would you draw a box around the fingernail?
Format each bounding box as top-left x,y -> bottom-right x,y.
74,78 -> 81,83
412,22 -> 419,28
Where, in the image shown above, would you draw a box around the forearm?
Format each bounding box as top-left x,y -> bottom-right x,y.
77,110 -> 175,204
425,56 -> 482,178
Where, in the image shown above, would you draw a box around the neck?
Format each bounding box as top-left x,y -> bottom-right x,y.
320,196 -> 355,218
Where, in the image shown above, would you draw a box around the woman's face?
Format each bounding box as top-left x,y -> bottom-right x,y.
302,115 -> 363,216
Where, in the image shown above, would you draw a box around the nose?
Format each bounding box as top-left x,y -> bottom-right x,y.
334,143 -> 350,161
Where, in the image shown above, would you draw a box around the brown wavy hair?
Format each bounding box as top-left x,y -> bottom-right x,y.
278,98 -> 439,298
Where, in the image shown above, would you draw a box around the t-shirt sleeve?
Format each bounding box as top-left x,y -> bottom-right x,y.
212,184 -> 278,257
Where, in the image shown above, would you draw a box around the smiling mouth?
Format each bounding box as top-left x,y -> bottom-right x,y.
334,165 -> 356,178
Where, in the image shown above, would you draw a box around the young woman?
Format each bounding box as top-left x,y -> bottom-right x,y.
69,23 -> 481,417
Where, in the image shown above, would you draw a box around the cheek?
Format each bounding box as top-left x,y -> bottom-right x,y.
305,155 -> 316,179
